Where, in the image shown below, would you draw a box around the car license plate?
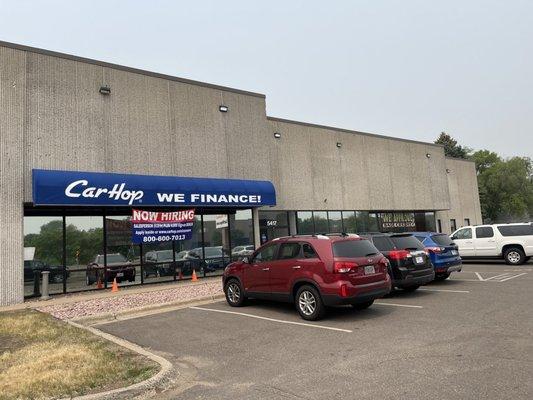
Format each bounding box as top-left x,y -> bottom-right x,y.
415,256 -> 424,264
451,250 -> 458,255
116,272 -> 124,278
364,265 -> 375,275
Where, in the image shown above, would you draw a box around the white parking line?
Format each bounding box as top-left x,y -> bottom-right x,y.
418,288 -> 470,293
189,306 -> 353,333
499,273 -> 527,282
373,302 -> 423,309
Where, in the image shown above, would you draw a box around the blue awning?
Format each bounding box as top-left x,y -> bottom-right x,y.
32,169 -> 276,207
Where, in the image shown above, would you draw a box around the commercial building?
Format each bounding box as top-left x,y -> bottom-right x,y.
0,41 -> 482,306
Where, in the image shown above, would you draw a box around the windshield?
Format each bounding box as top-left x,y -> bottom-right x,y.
389,235 -> 425,250
204,247 -> 223,257
431,234 -> 454,246
332,240 -> 380,258
371,236 -> 396,252
157,250 -> 174,260
106,254 -> 127,263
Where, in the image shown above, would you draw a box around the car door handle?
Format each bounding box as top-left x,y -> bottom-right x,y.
262,267 -> 270,271
292,265 -> 301,269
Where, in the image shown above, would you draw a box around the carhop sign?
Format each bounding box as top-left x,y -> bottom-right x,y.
32,169 -> 276,207
131,209 -> 195,244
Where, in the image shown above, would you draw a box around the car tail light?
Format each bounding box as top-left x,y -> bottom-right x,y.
378,257 -> 389,272
334,261 -> 358,273
426,246 -> 443,254
388,250 -> 410,260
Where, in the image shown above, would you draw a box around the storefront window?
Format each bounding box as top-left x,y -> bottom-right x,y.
259,211 -> 289,244
342,211 -> 356,233
368,213 -> 379,232
313,212 -> 328,234
230,210 -> 254,260
202,214 -> 231,277
65,216 -> 103,292
296,212 -> 314,235
355,211 -> 369,233
105,216 -> 140,287
426,212 -> 436,232
174,214 -> 202,279
23,216 -> 64,296
328,211 -> 343,233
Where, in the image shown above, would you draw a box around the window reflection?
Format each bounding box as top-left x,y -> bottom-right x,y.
342,211 -> 356,233
328,211 -> 342,233
202,215 -> 231,277
230,210 -> 254,260
296,212 -> 314,234
105,216 -> 139,287
23,216 -> 64,296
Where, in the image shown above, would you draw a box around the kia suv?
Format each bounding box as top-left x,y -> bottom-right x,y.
222,234 -> 391,320
361,233 -> 434,291
412,232 -> 462,280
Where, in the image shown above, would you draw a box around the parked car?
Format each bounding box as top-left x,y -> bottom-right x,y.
24,260 -> 69,283
411,232 -> 462,280
223,234 -> 391,321
451,223 -> 533,265
175,249 -> 206,276
196,246 -> 231,273
86,253 -> 136,285
232,245 -> 255,258
143,250 -> 177,278
360,233 -> 435,290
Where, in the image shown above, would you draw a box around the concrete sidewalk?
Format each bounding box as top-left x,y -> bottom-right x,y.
1,277 -> 224,322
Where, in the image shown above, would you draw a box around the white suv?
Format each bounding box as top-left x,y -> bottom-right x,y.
451,223 -> 533,265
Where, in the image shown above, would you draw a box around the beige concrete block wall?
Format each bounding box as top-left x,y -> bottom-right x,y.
0,47 -> 25,305
436,158 -> 483,234
268,118 -> 450,211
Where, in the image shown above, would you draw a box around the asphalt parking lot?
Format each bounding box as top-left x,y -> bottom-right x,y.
100,262 -> 533,400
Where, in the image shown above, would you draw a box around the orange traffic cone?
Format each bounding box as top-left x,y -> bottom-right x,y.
96,277 -> 103,289
111,277 -> 119,292
178,270 -> 184,280
191,269 -> 198,282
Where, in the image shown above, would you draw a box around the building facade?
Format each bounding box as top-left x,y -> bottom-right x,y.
0,41 -> 482,306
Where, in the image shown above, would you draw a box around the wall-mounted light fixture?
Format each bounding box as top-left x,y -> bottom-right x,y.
336,142 -> 342,148
99,85 -> 111,95
426,153 -> 431,158
219,105 -> 228,113
274,132 -> 281,139
446,168 -> 451,173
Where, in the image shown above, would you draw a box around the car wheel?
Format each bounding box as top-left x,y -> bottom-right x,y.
402,285 -> 420,292
435,273 -> 450,281
142,269 -> 149,279
224,279 -> 246,307
86,274 -> 93,286
295,285 -> 325,321
504,247 -> 525,265
351,300 -> 374,310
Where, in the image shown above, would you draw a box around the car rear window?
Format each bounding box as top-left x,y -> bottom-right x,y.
332,240 -> 379,258
431,234 -> 454,246
497,225 -> 533,236
371,236 -> 396,252
389,235 -> 424,250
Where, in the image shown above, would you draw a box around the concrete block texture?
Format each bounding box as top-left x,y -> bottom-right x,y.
268,119 -> 451,211
436,158 -> 483,233
0,47 -> 25,305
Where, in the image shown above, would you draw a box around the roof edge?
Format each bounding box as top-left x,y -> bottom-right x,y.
0,40 -> 266,99
267,116 -> 444,148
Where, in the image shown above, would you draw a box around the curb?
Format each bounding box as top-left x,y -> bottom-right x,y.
60,320 -> 174,400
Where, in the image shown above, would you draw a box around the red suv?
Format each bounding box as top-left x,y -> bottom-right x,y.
222,235 -> 391,320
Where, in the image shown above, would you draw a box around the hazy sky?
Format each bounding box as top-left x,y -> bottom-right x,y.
2,0 -> 532,158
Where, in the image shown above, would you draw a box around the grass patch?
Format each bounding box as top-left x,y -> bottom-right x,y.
0,310 -> 159,400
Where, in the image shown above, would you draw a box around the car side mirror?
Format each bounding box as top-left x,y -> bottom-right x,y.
450,235 -> 456,240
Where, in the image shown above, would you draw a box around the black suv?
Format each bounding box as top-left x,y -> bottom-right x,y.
360,233 -> 434,292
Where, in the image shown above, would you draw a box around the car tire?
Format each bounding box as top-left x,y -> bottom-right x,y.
402,285 -> 419,292
295,285 -> 326,321
504,247 -> 525,265
86,274 -> 93,286
224,278 -> 246,307
351,300 -> 374,310
435,273 -> 450,281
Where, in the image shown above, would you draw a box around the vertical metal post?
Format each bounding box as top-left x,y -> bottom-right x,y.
252,208 -> 260,248
40,271 -> 50,300
139,242 -> 144,284
200,214 -> 206,277
62,214 -> 67,294
172,240 -> 177,281
103,210 -> 108,289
